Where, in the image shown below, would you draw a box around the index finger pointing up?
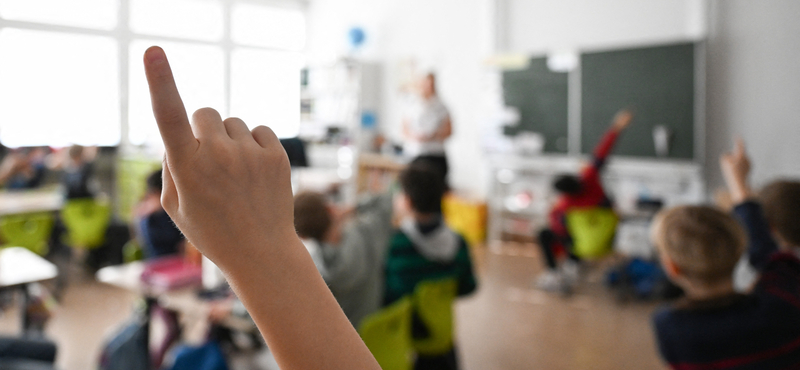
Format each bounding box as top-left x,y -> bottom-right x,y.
144,46 -> 198,160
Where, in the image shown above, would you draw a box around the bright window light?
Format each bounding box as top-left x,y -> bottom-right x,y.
129,40 -> 225,147
130,0 -> 223,41
231,3 -> 305,51
0,28 -> 120,147
0,0 -> 118,30
230,48 -> 301,138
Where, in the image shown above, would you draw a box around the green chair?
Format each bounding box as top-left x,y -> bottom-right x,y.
566,207 -> 619,259
122,240 -> 144,263
411,278 -> 458,356
359,297 -> 414,370
0,212 -> 55,256
61,199 -> 112,249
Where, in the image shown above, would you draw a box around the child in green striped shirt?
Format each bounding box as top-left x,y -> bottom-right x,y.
384,162 -> 477,370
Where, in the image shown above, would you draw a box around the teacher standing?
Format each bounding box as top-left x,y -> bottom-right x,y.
402,73 -> 452,185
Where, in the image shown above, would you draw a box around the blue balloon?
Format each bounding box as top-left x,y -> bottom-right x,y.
348,27 -> 366,48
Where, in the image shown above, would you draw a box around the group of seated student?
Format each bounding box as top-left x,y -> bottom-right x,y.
142,46 -> 798,370
0,145 -> 97,195
293,161 -> 476,369
0,146 -> 48,189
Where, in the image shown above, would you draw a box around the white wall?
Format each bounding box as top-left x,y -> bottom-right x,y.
502,0 -> 706,54
705,0 -> 800,191
307,0 -> 497,197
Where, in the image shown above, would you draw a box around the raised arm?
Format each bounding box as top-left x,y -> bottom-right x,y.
143,46 -> 380,370
581,110 -> 632,181
721,139 -> 780,269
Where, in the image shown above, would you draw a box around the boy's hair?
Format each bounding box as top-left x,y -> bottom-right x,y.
553,174 -> 582,195
760,180 -> 800,247
68,145 -> 84,160
399,163 -> 445,214
652,205 -> 747,285
293,191 -> 332,242
146,169 -> 163,194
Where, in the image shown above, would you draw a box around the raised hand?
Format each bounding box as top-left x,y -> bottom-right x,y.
143,46 -> 380,370
611,109 -> 634,132
143,46 -> 294,267
720,138 -> 753,204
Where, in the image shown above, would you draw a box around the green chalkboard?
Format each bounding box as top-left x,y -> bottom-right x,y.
502,57 -> 569,153
581,43 -> 695,159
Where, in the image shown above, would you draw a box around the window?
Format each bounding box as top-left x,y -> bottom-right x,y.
231,48 -> 302,138
129,40 -> 225,146
0,28 -> 119,147
129,0 -> 224,41
231,4 -> 305,50
0,0 -> 305,148
0,0 -> 118,30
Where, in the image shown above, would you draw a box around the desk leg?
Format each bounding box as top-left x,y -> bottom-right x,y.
19,285 -> 30,335
145,297 -> 156,370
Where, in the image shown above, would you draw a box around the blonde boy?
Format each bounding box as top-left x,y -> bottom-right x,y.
651,140 -> 800,369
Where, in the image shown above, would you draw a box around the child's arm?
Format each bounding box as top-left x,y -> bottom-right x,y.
721,139 -> 780,270
143,46 -> 380,370
580,110 -> 632,181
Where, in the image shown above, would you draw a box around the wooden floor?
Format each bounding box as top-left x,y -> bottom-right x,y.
0,242 -> 667,370
456,242 -> 666,370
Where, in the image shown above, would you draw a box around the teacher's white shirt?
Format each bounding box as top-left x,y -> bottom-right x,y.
404,96 -> 450,157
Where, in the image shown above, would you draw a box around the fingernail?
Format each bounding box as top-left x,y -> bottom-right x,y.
145,47 -> 165,64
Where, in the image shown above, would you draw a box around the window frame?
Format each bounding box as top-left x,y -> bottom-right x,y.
0,0 -> 307,149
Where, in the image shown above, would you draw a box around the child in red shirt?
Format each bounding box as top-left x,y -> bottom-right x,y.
536,110 -> 632,292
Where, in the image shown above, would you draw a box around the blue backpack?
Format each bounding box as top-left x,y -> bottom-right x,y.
168,341 -> 229,370
98,315 -> 149,370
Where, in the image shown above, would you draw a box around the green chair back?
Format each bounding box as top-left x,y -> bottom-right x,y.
116,158 -> 162,222
61,199 -> 111,249
412,278 -> 458,356
123,240 -> 144,263
0,212 -> 55,256
566,207 -> 619,259
359,297 -> 414,370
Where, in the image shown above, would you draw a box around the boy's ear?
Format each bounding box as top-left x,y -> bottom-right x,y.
660,253 -> 682,279
393,192 -> 408,210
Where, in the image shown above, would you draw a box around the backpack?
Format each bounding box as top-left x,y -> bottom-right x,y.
98,314 -> 149,370
168,341 -> 229,370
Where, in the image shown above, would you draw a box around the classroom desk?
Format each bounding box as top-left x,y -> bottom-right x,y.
97,262 -> 255,342
0,247 -> 59,333
0,190 -> 64,217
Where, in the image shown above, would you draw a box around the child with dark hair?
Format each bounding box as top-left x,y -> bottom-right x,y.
536,110 -> 632,292
134,169 -> 184,259
61,145 -> 96,199
293,190 -> 395,328
384,163 -> 476,370
734,178 -> 800,291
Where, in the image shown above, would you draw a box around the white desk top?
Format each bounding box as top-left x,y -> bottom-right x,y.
96,261 -> 147,293
97,262 -> 255,337
0,190 -> 64,216
0,247 -> 58,288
